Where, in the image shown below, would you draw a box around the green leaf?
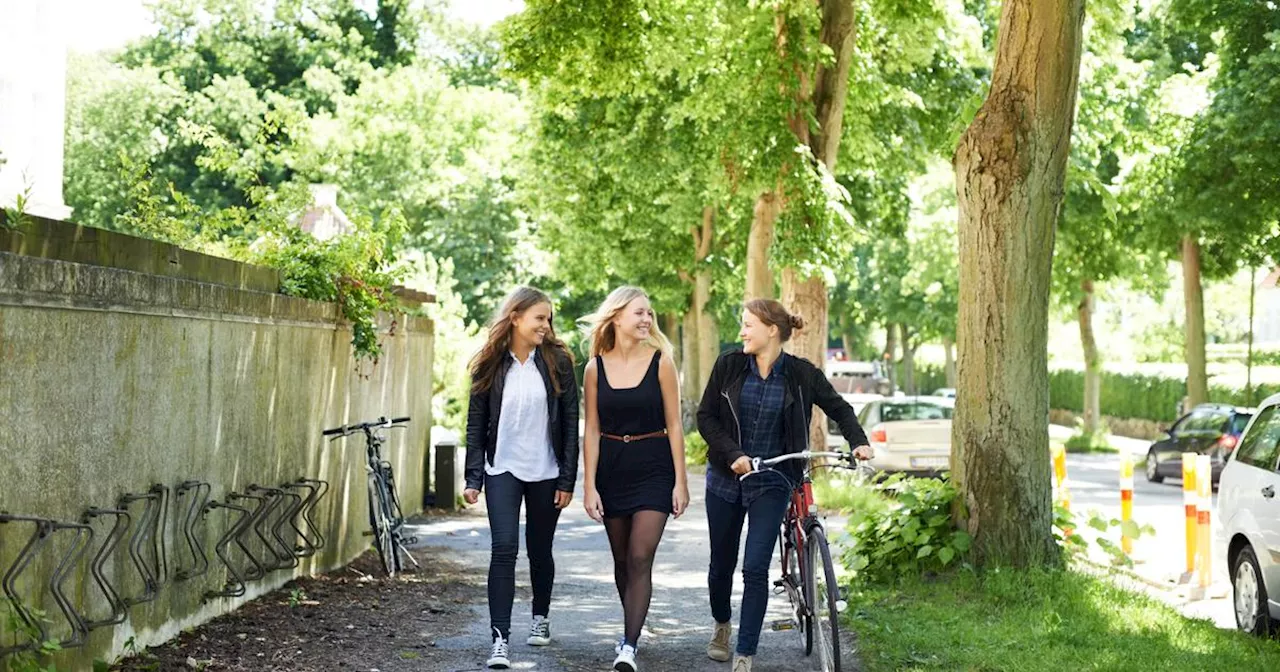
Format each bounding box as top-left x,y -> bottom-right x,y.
1119,520 -> 1142,540
938,546 -> 956,565
1088,516 -> 1110,533
952,531 -> 972,552
917,545 -> 934,559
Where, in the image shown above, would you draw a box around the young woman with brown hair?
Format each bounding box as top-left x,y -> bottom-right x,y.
696,299 -> 873,672
464,286 -> 579,670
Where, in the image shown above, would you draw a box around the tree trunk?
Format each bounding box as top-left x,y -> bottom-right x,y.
943,336 -> 957,388
693,206 -> 719,394
782,268 -> 830,453
951,0 -> 1085,568
842,333 -> 854,361
1248,265 -> 1256,405
681,309 -> 700,404
900,326 -> 918,395
746,191 -> 780,299
1182,235 -> 1208,408
1078,278 -> 1101,435
884,322 -> 899,393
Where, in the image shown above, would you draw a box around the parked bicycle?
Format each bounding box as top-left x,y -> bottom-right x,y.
741,449 -> 862,672
322,416 -> 419,577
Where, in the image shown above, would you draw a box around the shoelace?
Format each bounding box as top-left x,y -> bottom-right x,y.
531,618 -> 550,637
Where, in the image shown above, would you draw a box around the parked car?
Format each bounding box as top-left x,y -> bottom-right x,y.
1145,403 -> 1254,486
852,397 -> 953,474
932,388 -> 956,399
826,393 -> 885,449
1219,394 -> 1280,635
826,360 -> 893,396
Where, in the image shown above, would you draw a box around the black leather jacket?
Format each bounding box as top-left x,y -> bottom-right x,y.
697,350 -> 868,480
465,348 -> 580,493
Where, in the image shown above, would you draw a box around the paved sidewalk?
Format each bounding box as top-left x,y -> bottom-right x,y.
405,476 -> 862,672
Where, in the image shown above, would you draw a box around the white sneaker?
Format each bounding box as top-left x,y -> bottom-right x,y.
487,628 -> 510,669
613,643 -> 638,672
615,636 -> 625,655
527,615 -> 552,646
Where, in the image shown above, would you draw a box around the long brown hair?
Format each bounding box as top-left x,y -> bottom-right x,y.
469,286 -> 574,395
579,286 -> 674,358
744,298 -> 805,343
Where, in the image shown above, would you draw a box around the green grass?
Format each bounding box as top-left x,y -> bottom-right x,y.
813,473 -> 890,516
848,568 -> 1280,671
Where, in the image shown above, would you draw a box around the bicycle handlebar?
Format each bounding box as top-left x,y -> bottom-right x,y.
740,450 -> 863,481
322,416 -> 411,437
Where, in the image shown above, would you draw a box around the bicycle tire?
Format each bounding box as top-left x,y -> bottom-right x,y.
378,469 -> 404,573
790,525 -> 814,656
367,474 -> 396,577
805,524 -> 842,672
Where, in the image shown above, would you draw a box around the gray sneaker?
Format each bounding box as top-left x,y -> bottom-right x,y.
732,654 -> 752,672
527,615 -> 551,646
487,628 -> 510,669
707,622 -> 732,662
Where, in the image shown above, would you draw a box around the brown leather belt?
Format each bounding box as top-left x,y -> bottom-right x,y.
602,428 -> 668,443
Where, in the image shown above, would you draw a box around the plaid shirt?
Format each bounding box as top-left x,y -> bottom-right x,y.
706,354 -> 791,506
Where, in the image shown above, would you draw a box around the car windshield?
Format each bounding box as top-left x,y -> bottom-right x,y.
1229,413 -> 1253,435
881,402 -> 953,422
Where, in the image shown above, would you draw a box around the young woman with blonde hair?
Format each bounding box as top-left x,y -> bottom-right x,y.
581,286 -> 690,672
464,286 -> 579,670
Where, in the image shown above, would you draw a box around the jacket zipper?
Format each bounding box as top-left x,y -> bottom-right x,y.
722,390 -> 742,446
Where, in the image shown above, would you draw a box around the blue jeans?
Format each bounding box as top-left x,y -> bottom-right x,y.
706,488 -> 789,656
485,472 -> 561,639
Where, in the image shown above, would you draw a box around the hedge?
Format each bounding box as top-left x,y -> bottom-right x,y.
907,364 -> 1279,424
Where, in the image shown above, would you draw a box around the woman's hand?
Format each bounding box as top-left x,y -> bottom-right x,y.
463,488 -> 480,505
852,444 -> 874,461
672,483 -> 690,518
730,456 -> 753,475
583,487 -> 604,522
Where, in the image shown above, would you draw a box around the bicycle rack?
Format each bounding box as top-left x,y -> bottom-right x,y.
287,478 -> 330,555
118,484 -> 169,606
246,486 -> 295,570
81,507 -> 131,629
202,498 -> 252,602
226,491 -> 270,582
253,485 -> 304,570
47,520 -> 93,649
174,481 -> 211,581
0,513 -> 94,655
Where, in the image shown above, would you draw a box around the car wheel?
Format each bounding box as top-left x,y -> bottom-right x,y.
1145,451 -> 1163,483
1233,545 -> 1276,637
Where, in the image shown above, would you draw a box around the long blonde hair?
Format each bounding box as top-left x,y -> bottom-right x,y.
580,286 -> 673,358
469,286 -> 574,395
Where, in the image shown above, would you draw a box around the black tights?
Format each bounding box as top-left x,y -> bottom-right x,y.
603,510 -> 669,647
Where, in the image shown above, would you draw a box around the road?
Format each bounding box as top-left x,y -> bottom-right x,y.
404,475 -> 860,672
1061,444 -> 1235,629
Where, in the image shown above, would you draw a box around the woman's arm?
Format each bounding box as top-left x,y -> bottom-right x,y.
657,352 -> 690,517
463,389 -> 489,500
696,354 -> 745,470
809,362 -> 871,453
582,359 -> 604,521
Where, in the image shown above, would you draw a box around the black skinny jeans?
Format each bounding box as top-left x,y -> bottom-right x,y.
485,472 -> 562,639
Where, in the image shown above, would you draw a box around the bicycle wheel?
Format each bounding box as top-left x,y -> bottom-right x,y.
367,473 -> 397,576
789,525 -> 814,656
804,524 -> 842,672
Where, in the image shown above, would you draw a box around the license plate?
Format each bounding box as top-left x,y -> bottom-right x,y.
911,456 -> 949,468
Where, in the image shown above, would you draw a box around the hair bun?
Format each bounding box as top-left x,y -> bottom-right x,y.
789,314 -> 805,330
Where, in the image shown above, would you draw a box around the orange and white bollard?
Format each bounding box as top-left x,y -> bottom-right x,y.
1196,454 -> 1213,591
1052,444 -> 1071,536
1182,453 -> 1198,581
1120,452 -> 1134,555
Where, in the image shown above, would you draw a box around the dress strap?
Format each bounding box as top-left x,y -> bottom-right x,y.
596,354 -> 609,389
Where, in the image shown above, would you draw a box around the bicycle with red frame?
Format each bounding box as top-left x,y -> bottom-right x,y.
740,449 -> 863,672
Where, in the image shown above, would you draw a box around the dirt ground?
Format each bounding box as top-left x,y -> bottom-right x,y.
111,549 -> 486,672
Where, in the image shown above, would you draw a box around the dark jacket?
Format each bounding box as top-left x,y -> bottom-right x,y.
696,350 -> 868,479
465,348 -> 580,493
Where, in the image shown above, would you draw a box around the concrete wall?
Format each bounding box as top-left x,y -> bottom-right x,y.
0,240 -> 433,668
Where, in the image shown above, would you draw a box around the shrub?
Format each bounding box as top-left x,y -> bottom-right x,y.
684,431 -> 708,467
841,474 -> 972,585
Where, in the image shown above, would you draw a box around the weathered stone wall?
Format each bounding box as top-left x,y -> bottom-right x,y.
0,224 -> 433,668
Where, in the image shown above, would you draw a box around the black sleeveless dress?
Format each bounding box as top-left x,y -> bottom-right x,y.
596,351 -> 675,518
